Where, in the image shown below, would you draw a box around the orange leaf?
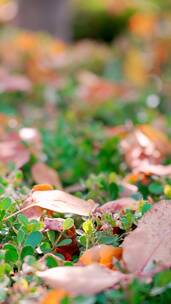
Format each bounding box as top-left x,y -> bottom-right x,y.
41,289 -> 69,304
32,184 -> 54,192
78,245 -> 122,269
129,14 -> 156,37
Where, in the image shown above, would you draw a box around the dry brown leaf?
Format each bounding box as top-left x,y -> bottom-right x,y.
21,200 -> 42,220
121,125 -> 171,169
37,264 -> 128,295
139,125 -> 171,156
96,198 -> 138,214
134,163 -> 171,176
31,163 -> 62,188
16,190 -> 97,219
0,132 -> 30,169
123,201 -> 171,274
31,190 -> 97,216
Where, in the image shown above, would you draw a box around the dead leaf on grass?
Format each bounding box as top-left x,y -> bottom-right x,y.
38,264 -> 128,295
123,201 -> 171,273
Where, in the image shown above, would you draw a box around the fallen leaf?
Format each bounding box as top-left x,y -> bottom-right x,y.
31,163 -> 61,188
123,201 -> 171,274
121,125 -> 171,169
44,217 -> 79,260
44,218 -> 64,232
129,13 -> 156,37
0,132 -> 30,169
21,184 -> 54,219
139,125 -> 171,156
37,264 -> 128,295
21,203 -> 42,220
31,190 -> 97,216
32,184 -> 54,192
10,190 -> 97,220
134,163 -> 171,176
55,225 -> 79,261
78,244 -> 122,269
95,198 -> 138,214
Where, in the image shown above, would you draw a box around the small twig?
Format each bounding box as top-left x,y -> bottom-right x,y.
3,203 -> 36,221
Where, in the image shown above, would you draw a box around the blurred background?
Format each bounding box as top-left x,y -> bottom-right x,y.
0,0 -> 171,185
0,0 -> 171,112
0,0 -> 170,42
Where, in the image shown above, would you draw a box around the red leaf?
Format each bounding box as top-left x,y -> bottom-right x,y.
55,225 -> 79,261
44,218 -> 79,261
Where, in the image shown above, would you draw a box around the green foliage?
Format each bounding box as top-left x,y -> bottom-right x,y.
25,231 -> 43,249
63,218 -> 74,231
